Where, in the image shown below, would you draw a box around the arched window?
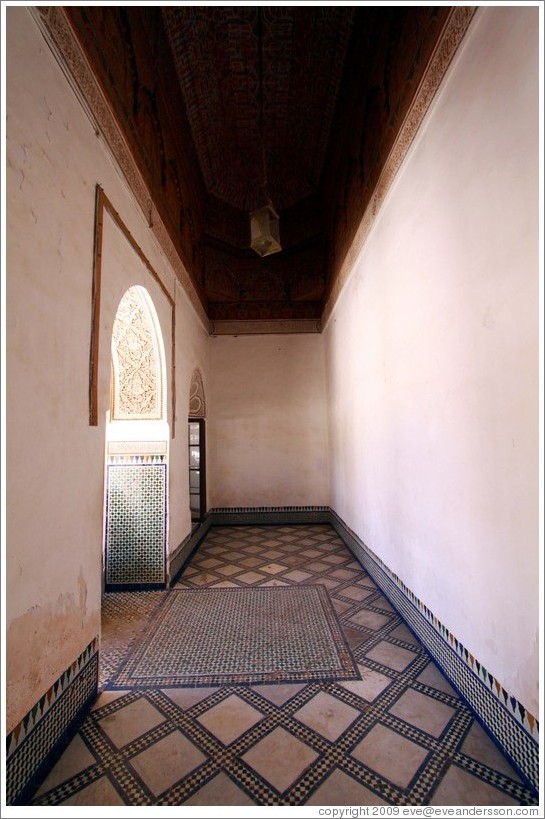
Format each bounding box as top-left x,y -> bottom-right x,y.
110,285 -> 166,421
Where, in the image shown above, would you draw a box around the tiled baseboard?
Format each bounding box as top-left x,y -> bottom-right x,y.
169,517 -> 212,584
5,638 -> 99,805
328,510 -> 539,793
208,505 -> 331,525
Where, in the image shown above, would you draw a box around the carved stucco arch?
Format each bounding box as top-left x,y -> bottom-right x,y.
110,285 -> 167,421
189,368 -> 206,418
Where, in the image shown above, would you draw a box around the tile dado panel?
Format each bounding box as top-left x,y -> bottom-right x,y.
5,639 -> 99,805
105,462 -> 167,589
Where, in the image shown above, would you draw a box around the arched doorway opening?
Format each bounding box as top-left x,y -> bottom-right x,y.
188,368 -> 206,525
103,285 -> 169,589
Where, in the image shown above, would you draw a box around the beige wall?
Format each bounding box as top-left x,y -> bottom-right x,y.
6,7 -> 209,730
208,334 -> 329,508
324,6 -> 539,716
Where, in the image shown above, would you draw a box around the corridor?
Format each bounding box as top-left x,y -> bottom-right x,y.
30,525 -> 535,807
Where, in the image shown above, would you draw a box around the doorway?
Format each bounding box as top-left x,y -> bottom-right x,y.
188,418 -> 206,524
103,285 -> 169,590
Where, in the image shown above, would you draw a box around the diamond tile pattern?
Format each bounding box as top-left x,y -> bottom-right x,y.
30,525 -> 537,807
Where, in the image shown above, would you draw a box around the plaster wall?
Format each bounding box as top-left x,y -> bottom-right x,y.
324,6 -> 539,716
208,334 -> 329,508
6,7 -> 209,731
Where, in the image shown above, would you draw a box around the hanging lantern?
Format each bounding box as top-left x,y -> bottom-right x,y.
250,200 -> 281,257
250,9 -> 281,258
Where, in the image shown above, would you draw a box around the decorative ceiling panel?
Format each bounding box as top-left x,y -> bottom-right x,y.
162,7 -> 354,212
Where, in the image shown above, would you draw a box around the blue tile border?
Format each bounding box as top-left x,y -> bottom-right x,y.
169,517 -> 212,585
329,510 -> 539,793
208,505 -> 330,526
5,637 -> 99,805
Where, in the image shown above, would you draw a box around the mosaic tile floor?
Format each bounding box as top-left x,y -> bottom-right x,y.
31,525 -> 537,807
109,585 -> 358,687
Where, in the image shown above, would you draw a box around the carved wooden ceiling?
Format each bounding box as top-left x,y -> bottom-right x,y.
66,6 -> 451,328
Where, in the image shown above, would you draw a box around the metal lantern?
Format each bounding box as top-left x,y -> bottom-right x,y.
250,200 -> 281,257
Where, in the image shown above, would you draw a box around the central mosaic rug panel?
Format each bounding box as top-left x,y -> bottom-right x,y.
108,585 -> 359,687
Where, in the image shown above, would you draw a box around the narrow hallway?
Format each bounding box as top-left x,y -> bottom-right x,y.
30,525 -> 535,807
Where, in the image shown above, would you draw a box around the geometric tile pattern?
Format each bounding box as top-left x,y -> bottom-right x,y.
107,586 -> 358,688
329,511 -> 540,792
105,464 -> 166,588
200,506 -> 539,786
6,638 -> 99,805
29,525 -> 538,806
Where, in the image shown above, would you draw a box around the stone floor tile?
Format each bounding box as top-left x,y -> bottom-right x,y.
183,772 -> 256,805
332,598 -> 353,615
416,662 -> 457,696
90,690 -> 130,711
322,554 -> 350,565
240,556 -> 265,568
98,697 -> 166,747
261,562 -> 288,574
236,570 -> 266,584
305,769 -> 388,806
61,776 -> 125,805
294,691 -> 360,741
351,724 -> 428,789
242,726 -> 318,793
365,641 -> 417,671
340,666 -> 393,702
161,687 -> 217,710
211,580 -> 239,588
215,563 -> 242,576
283,569 -> 312,582
461,722 -> 522,781
259,579 -> 290,587
389,623 -> 421,645
341,586 -> 375,602
130,730 -> 207,796
349,608 -> 392,631
331,569 -> 360,581
388,688 -> 456,737
197,694 -> 264,745
251,683 -> 306,706
36,735 -> 97,795
430,765 -> 519,805
306,561 -> 334,572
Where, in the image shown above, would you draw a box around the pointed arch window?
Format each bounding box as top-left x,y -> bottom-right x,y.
110,285 -> 166,421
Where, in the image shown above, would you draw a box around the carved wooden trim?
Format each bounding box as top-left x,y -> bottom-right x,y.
30,5 -> 209,334
322,6 -> 478,328
89,185 -> 103,425
210,319 -> 322,336
91,185 -> 177,435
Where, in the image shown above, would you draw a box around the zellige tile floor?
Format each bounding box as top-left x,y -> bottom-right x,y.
31,524 -> 537,807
